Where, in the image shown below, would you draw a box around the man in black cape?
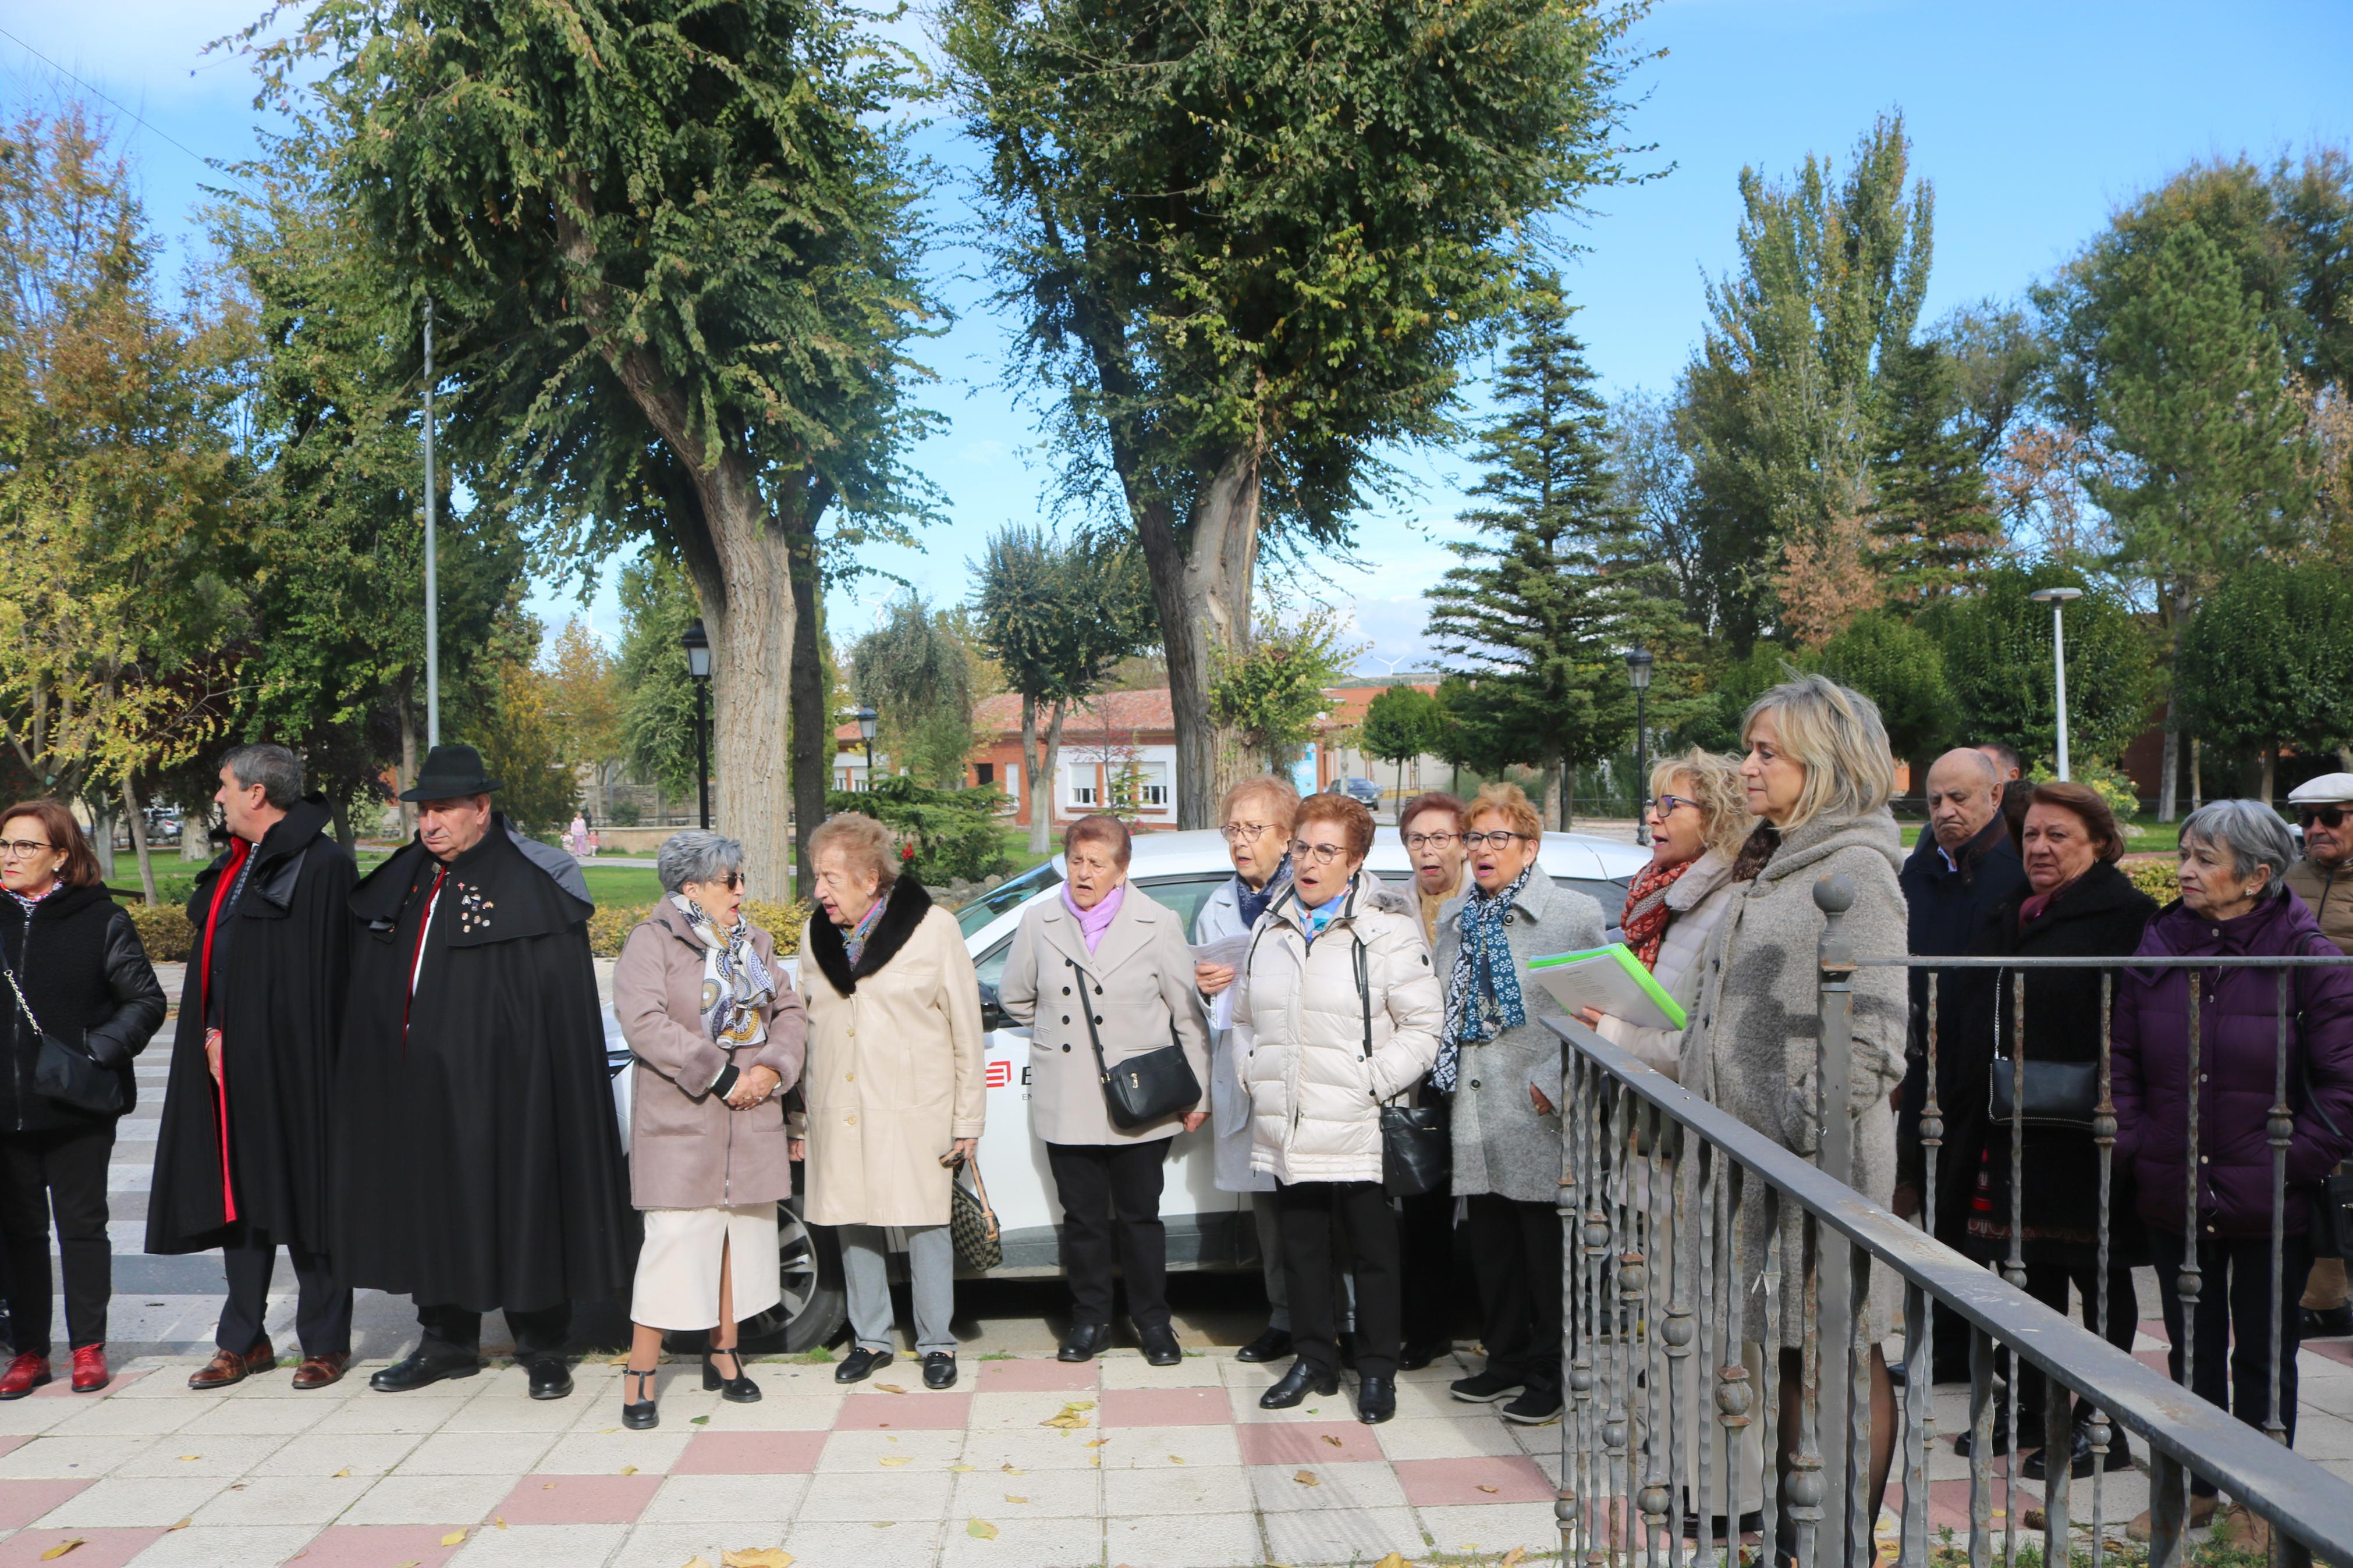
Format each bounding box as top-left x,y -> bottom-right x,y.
333,745 -> 632,1398
147,744 -> 357,1389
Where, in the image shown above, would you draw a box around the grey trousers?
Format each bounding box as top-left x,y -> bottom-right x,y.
839,1223 -> 956,1356
1252,1190 -> 1353,1334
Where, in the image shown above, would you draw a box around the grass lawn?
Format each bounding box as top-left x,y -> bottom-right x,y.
110,851 -> 665,912
998,825 -> 1057,877
1893,816 -> 2185,855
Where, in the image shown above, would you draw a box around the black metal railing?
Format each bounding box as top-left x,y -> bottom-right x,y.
1550,874 -> 2353,1568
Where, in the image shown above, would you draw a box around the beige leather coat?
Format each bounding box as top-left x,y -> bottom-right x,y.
997,884 -> 1212,1146
796,883 -> 986,1228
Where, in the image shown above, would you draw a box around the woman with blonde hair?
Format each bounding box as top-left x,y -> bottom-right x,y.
1587,749 -> 1753,1083
1683,673 -> 1908,1544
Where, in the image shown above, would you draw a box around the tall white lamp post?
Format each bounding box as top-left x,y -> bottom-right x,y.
2029,587 -> 2084,781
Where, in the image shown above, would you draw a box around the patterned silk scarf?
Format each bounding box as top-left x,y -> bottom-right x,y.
839,892 -> 890,968
1620,856 -> 1696,970
675,894 -> 775,1050
1436,861 -> 1535,1093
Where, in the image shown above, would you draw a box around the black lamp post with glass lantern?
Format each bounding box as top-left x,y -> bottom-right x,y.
1626,646 -> 1655,847
683,620 -> 712,829
854,706 -> 879,787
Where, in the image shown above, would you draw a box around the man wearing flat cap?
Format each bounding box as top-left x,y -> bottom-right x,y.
332,745 -> 633,1397
2289,772 -> 2353,1338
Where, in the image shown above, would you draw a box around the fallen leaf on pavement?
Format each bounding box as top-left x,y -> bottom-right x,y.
874,1382 -> 907,1395
440,1533 -> 468,1548
1000,1464 -> 1025,1474
1085,1437 -> 1109,1448
1293,1470 -> 1319,1487
620,1465 -> 638,1475
690,1414 -> 711,1425
967,1520 -> 998,1541
680,1559 -> 712,1568
1500,1549 -> 1525,1567
175,1455 -> 200,1462
949,1464 -> 975,1473
331,1468 -> 352,1478
721,1551 -> 794,1568
1321,1435 -> 1343,1448
1005,1495 -> 1028,1505
494,1517 -> 508,1529
879,1456 -> 911,1467
1039,1402 -> 1093,1430
165,1520 -> 191,1531
38,1545 -> 84,1562
1374,1555 -> 1410,1568
1168,1455 -> 1186,1464
1477,1484 -> 1500,1494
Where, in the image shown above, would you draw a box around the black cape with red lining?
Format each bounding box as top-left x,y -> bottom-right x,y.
145,797 -> 356,1257
329,818 -> 633,1311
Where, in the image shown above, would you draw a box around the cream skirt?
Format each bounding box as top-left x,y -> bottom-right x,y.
630,1204 -> 780,1330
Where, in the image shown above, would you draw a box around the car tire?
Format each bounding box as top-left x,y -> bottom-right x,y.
734,1198 -> 845,1355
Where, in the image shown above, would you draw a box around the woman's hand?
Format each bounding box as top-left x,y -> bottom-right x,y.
945,1136 -> 979,1165
1181,1110 -> 1208,1133
204,1027 -> 223,1087
1194,961 -> 1235,997
789,1137 -> 807,1162
726,1065 -> 781,1108
1529,1083 -> 1556,1115
1574,1007 -> 1606,1028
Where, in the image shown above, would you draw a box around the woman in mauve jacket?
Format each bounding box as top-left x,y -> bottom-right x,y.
2113,799 -> 2353,1546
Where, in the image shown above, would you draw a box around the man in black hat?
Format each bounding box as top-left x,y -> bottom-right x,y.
147,744 -> 358,1391
332,745 -> 633,1398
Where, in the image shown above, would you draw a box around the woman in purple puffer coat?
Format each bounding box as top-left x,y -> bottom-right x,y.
2112,800 -> 2353,1543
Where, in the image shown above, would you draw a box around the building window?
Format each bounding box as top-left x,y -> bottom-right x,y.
1071,780 -> 1098,807
1141,780 -> 1169,808
974,762 -> 996,787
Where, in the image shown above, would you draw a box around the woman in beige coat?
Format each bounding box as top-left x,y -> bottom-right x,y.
999,815 -> 1211,1367
612,831 -> 806,1428
1237,793 -> 1442,1425
795,814 -> 985,1391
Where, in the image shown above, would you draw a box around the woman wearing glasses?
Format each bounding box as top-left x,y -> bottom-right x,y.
1236,792 -> 1441,1423
1435,783 -> 1605,1426
611,831 -> 806,1427
0,800 -> 166,1396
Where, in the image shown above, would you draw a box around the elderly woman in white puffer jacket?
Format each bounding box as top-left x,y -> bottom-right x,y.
1235,792 -> 1442,1427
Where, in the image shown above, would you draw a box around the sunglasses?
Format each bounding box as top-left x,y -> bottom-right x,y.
2302,806 -> 2350,830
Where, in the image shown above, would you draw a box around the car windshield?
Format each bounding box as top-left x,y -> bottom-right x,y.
954,861 -> 1063,939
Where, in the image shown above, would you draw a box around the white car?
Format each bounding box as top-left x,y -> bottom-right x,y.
607,826 -> 1647,1351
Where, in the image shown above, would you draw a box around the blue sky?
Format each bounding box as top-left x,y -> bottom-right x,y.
7,0 -> 2349,666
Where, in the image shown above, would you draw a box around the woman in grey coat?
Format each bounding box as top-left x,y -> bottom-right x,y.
1435,783 -> 1605,1426
999,814 -> 1211,1367
1685,674 -> 1908,1541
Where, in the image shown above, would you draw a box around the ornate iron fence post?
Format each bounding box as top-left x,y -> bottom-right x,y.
1813,873 -> 1859,1564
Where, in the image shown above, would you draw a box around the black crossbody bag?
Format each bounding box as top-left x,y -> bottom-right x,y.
1355,937 -> 1450,1198
5,965 -> 123,1118
1069,957 -> 1202,1130
1985,966 -> 2099,1130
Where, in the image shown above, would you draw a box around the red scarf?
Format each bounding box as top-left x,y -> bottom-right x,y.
198,836 -> 253,1223
1620,856 -> 1697,970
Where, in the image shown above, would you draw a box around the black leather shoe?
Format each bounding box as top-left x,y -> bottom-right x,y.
835,1346 -> 892,1385
1258,1360 -> 1340,1410
369,1346 -> 480,1393
1397,1338 -> 1450,1373
2305,1303 -> 2353,1339
922,1352 -> 957,1390
1356,1374 -> 1397,1424
1058,1323 -> 1115,1363
526,1356 -> 573,1400
1951,1390 -> 2013,1457
1139,1325 -> 1182,1367
620,1367 -> 659,1430
1683,1510 -> 1766,1539
2022,1423 -> 2132,1481
1234,1327 -> 1293,1364
704,1349 -> 761,1403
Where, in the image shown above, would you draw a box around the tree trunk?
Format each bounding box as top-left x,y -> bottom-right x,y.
2190,735 -> 2205,812
1563,763 -> 1578,832
88,798 -> 116,881
1021,696 -> 1046,855
2158,719 -> 2179,824
1038,701 -> 1070,847
122,776 -> 158,907
2262,742 -> 2277,810
331,797 -> 356,855
1540,739 -> 1564,831
789,520 -> 828,901
1137,440 -> 1263,829
180,803 -> 210,861
399,694 -> 420,841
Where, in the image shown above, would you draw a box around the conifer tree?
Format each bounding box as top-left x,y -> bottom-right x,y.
1425,276 -> 1682,826
1869,337 -> 2000,604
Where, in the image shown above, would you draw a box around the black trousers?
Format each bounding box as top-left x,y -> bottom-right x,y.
1047,1140 -> 1170,1330
1396,1098 -> 1456,1350
0,1122 -> 114,1354
218,1226 -> 352,1357
2151,1228 -> 2307,1498
1279,1179 -> 1400,1378
2007,1260 -> 2136,1431
1467,1192 -> 1563,1397
417,1302 -> 573,1362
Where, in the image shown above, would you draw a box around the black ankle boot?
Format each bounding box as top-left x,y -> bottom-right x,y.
620,1366 -> 659,1430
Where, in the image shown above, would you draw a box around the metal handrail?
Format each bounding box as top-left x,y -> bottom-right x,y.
1551,1018 -> 2353,1562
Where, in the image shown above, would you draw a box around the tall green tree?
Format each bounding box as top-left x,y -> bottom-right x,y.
1924,564 -> 2156,779
942,0 -> 1646,826
262,0 -> 941,890
970,527 -> 1156,852
617,553 -> 704,797
851,598 -> 986,790
1207,611 -> 1358,777
1867,337 -> 2000,604
1676,114 -> 1934,652
1816,611 -> 1951,769
1359,685 -> 1441,801
2175,561 -> 2353,806
1425,279 -> 1681,826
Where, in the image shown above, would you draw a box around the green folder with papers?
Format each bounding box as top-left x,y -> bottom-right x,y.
1524,942 -> 1688,1033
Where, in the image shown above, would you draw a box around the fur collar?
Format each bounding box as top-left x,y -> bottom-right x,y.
805,876 -> 933,997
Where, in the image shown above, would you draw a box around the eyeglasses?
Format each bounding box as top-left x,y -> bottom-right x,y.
1286,839 -> 1352,866
1220,822 -> 1276,844
2301,806 -> 2350,830
1649,794 -> 1699,817
1461,830 -> 1533,850
1404,831 -> 1459,850
0,840 -> 54,861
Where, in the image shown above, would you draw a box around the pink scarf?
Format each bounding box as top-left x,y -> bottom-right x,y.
1062,880 -> 1125,953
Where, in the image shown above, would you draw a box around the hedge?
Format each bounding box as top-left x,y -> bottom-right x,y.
125,902 -> 194,963
588,897 -> 813,959
2123,858 -> 2177,906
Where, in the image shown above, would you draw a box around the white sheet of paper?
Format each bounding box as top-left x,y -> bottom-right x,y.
1189,934 -> 1253,969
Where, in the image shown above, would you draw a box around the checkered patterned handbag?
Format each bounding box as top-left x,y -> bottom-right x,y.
949,1154 -> 1003,1271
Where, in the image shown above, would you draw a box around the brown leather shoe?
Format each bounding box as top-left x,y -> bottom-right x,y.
187,1339 -> 276,1391
292,1352 -> 349,1391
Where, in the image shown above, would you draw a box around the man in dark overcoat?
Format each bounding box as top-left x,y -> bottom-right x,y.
1895,745 -> 2028,1381
333,745 -> 633,1399
147,744 -> 357,1389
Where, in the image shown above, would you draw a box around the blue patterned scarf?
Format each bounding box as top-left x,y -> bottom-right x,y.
1234,855 -> 1290,929
1435,861 -> 1535,1093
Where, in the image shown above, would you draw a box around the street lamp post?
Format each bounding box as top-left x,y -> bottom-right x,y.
683,620 -> 712,829
2028,587 -> 2084,781
855,706 -> 879,787
1626,646 -> 1655,847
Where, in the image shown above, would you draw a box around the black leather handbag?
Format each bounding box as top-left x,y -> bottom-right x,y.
6,966 -> 123,1118
1353,938 -> 1451,1197
2301,1068 -> 2353,1257
1070,958 -> 1202,1130
1985,966 -> 2097,1130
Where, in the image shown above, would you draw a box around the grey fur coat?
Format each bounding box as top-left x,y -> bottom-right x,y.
1435,872 -> 1607,1205
1685,810 -> 1908,1346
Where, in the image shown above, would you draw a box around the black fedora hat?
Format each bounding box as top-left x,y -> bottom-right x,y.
399,744 -> 502,802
